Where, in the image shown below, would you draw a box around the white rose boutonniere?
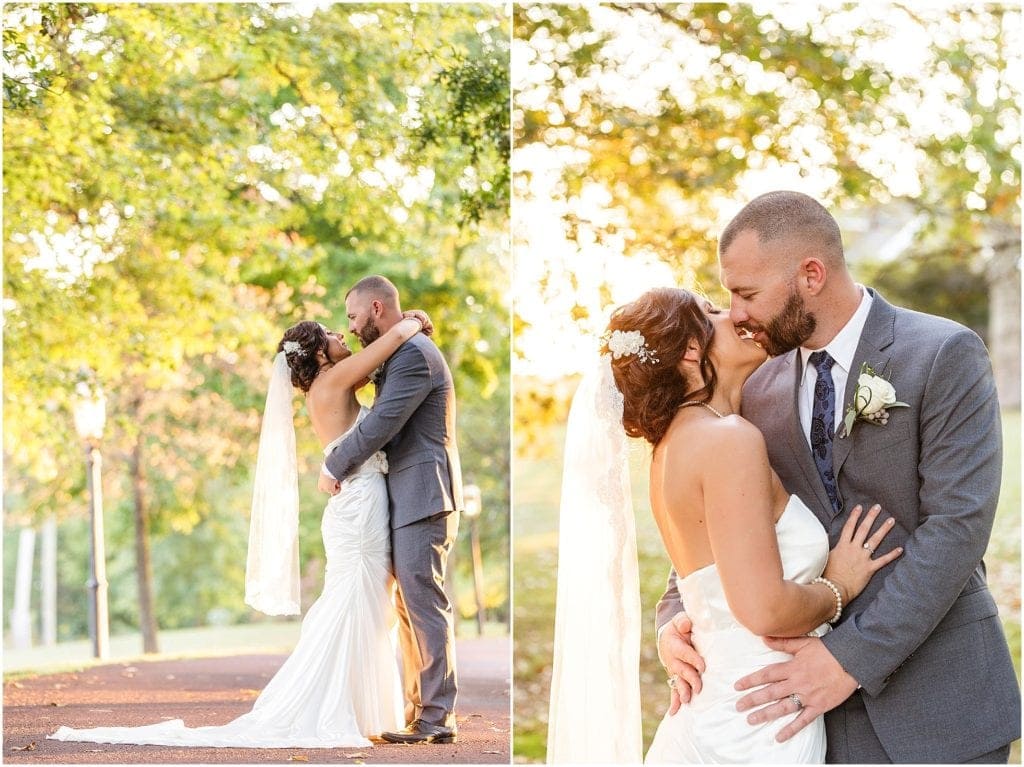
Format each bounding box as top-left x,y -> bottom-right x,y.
841,362 -> 909,437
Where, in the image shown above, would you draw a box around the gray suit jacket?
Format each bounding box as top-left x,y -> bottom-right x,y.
656,290 -> 1020,761
325,332 -> 463,529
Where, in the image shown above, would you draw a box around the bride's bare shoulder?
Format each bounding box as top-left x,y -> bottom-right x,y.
661,413 -> 769,469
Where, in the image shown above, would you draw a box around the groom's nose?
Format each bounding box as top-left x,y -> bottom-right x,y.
729,301 -> 749,327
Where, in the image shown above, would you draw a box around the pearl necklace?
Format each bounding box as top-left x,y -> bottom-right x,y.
678,400 -> 728,419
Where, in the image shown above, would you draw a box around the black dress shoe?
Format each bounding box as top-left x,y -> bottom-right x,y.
380,718 -> 457,744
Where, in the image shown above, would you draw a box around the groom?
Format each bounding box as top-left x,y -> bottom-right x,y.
320,275 -> 463,744
657,191 -> 1020,762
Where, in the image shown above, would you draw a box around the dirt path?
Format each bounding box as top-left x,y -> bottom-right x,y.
3,637 -> 510,764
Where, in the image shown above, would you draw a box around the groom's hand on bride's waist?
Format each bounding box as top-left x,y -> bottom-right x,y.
734,636 -> 859,742
659,612 -> 707,714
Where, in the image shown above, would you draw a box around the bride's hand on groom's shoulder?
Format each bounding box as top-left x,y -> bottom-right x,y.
403,310 -> 434,336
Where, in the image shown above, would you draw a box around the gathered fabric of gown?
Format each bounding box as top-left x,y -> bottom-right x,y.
50,408 -> 403,749
645,495 -> 829,764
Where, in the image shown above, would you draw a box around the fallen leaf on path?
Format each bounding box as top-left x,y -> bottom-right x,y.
12,742 -> 36,751
345,753 -> 368,759
287,755 -> 308,762
47,701 -> 65,707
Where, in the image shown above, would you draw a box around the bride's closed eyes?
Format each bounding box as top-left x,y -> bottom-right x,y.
704,302 -> 723,315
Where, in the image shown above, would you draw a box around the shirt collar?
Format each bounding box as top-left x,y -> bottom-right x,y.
799,286 -> 873,379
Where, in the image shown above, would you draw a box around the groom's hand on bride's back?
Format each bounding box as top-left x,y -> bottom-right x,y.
318,471 -> 341,495
659,612 -> 707,714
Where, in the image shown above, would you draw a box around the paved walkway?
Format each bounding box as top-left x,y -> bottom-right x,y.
3,637 -> 510,764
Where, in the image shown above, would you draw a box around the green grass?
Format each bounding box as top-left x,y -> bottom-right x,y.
513,413 -> 1022,763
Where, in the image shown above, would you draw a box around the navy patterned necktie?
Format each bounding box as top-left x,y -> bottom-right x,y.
809,351 -> 839,512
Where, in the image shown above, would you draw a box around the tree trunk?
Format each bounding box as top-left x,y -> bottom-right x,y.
985,225 -> 1021,410
41,515 -> 57,646
9,527 -> 36,650
130,433 -> 160,654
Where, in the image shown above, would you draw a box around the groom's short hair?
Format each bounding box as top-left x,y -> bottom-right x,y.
719,191 -> 844,267
347,275 -> 400,309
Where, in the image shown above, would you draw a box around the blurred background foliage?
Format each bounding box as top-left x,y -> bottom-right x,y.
3,2 -> 510,652
510,2 -> 1020,760
513,1 -> 1020,448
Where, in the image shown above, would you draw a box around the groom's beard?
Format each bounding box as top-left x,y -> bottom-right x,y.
756,286 -> 816,357
356,319 -> 382,347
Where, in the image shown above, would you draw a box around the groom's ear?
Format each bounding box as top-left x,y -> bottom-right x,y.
798,257 -> 827,296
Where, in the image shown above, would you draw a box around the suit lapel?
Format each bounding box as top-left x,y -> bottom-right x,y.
833,291 -> 897,478
779,350 -> 835,517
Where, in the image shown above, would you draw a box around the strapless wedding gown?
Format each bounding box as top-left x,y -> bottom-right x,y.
645,495 -> 829,764
50,408 -> 403,749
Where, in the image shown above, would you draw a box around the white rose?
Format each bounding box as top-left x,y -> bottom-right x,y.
856,373 -> 896,415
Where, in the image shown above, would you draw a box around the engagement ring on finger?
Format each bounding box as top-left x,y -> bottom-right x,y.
862,543 -> 875,553
789,693 -> 803,710
667,676 -> 678,689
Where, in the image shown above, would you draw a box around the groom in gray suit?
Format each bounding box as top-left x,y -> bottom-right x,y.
321,275 -> 463,744
657,191 -> 1020,762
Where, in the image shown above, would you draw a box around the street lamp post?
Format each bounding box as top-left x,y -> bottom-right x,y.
462,484 -> 486,636
73,382 -> 109,659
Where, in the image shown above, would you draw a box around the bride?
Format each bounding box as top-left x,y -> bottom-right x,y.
50,312 -> 431,749
547,288 -> 900,763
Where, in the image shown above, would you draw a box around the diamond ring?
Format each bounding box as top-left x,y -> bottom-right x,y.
789,693 -> 803,710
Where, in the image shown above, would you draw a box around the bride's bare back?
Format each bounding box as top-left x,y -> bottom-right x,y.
650,408 -> 790,582
306,384 -> 362,448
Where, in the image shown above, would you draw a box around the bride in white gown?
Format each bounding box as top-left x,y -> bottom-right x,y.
547,288 -> 900,763
50,313 -> 432,749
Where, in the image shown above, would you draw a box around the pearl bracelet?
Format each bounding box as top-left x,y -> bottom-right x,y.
813,576 -> 843,624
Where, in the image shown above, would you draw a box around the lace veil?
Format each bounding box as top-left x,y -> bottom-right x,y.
547,354 -> 643,763
244,351 -> 301,615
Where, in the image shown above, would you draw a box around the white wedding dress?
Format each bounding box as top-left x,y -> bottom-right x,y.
645,494 -> 829,764
50,408 -> 403,749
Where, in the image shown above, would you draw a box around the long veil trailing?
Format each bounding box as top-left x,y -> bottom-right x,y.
245,351 -> 301,616
547,354 -> 643,763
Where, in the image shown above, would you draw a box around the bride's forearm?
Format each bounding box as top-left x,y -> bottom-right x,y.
732,580 -> 836,637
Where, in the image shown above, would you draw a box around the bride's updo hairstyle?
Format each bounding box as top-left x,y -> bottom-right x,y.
278,321 -> 329,393
604,288 -> 717,445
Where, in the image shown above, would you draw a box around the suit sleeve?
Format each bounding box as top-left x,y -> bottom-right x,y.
655,567 -> 685,634
822,329 -> 1002,695
325,342 -> 432,481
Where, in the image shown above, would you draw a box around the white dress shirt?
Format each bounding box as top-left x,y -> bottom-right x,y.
797,287 -> 873,445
